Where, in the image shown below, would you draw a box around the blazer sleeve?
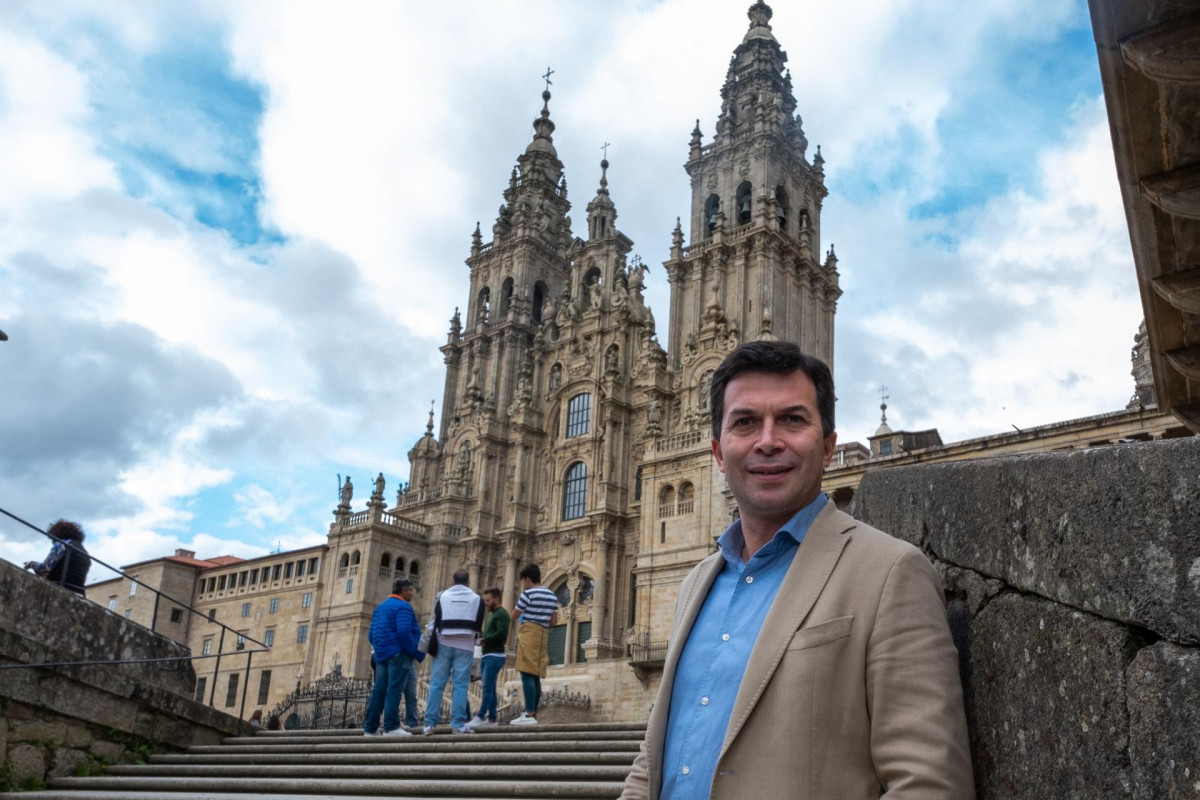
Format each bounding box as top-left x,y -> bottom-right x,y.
868,547 -> 975,799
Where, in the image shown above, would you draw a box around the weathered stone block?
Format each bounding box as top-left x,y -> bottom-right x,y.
48,747 -> 88,779
852,437 -> 1200,643
970,593 -> 1140,799
1128,641 -> 1200,800
9,719 -> 66,745
63,723 -> 92,749
7,743 -> 45,788
89,740 -> 125,763
0,718 -> 8,762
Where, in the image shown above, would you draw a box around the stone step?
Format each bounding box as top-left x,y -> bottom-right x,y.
152,751 -> 637,765
106,763 -> 632,781
251,722 -> 647,737
28,794 -> 524,800
215,729 -> 646,746
184,739 -> 642,755
46,776 -> 627,798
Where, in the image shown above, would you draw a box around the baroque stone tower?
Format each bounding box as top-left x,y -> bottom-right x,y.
318,1 -> 840,685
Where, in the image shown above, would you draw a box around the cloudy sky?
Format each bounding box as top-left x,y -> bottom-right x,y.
0,0 -> 1141,576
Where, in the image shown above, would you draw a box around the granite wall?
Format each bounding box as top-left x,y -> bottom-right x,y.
851,436 -> 1200,800
0,557 -> 250,790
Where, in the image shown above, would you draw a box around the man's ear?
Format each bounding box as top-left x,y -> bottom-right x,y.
712,437 -> 726,474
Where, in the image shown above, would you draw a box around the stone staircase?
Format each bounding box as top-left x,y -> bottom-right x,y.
29,722 -> 645,799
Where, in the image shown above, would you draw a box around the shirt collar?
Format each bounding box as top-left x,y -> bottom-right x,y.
716,492 -> 828,570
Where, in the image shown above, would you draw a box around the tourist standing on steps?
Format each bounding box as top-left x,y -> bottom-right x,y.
24,520 -> 91,596
467,587 -> 509,728
363,578 -> 424,737
511,563 -> 558,725
423,569 -> 484,735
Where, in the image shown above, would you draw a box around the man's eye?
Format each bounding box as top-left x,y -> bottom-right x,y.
732,417 -> 753,427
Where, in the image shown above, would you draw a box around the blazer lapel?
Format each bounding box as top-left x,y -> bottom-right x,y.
719,503 -> 855,757
648,552 -> 724,796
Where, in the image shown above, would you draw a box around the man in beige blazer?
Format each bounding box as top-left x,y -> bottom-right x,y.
621,341 -> 973,800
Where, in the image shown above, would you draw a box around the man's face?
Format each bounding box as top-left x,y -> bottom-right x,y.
483,593 -> 498,611
712,369 -> 836,531
400,586 -> 415,602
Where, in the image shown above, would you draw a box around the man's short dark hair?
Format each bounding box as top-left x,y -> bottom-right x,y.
519,563 -> 541,584
47,520 -> 84,543
452,569 -> 470,585
392,578 -> 414,594
483,587 -> 502,601
710,341 -> 835,440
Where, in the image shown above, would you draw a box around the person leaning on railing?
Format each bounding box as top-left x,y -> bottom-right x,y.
23,519 -> 92,596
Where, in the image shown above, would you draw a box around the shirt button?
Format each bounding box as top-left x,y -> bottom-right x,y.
681,766 -> 690,775
701,696 -> 709,705
721,633 -> 730,641
746,576 -> 754,584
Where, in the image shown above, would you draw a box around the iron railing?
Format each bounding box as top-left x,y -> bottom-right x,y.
0,506 -> 269,720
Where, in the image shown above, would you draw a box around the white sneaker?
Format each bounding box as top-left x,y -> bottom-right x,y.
451,725 -> 475,734
475,719 -> 497,728
363,730 -> 381,737
421,725 -> 435,735
384,727 -> 413,736
465,715 -> 487,728
509,712 -> 538,726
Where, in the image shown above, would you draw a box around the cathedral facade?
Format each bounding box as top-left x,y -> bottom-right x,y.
309,1 -> 840,703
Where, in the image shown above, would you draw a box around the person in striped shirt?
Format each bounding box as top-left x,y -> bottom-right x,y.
510,563 -> 558,725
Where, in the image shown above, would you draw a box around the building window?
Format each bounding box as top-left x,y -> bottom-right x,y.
129,579 -> 138,597
345,579 -> 353,594
302,592 -> 313,609
202,638 -> 212,656
736,180 -> 753,225
239,571 -> 248,587
566,393 -> 591,437
563,462 -> 587,521
308,557 -> 319,575
236,635 -> 246,650
194,677 -> 206,703
225,674 -> 239,708
269,597 -> 278,614
123,609 -> 131,619
170,608 -> 183,624
634,467 -> 642,501
880,440 -> 893,456
208,608 -> 217,622
250,568 -> 259,585
107,596 -> 117,612
296,560 -> 306,578
241,602 -> 251,618
264,629 -> 274,648
576,620 -> 592,663
297,624 -> 308,644
548,624 -> 567,666
284,562 -> 294,579
218,575 -> 227,592
257,670 -> 272,706
272,564 -> 282,582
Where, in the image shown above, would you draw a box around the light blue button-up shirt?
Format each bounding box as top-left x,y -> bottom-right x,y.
660,493 -> 827,799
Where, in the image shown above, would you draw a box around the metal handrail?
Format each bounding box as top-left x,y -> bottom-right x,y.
0,506 -> 268,719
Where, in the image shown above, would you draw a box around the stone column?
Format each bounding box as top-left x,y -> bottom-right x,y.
502,553 -> 518,612
591,535 -> 608,646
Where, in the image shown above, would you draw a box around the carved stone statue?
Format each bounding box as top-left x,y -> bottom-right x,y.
373,472 -> 385,500
549,363 -> 562,392
340,476 -> 353,507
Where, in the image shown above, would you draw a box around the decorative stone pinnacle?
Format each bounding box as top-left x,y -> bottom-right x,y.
748,1 -> 772,26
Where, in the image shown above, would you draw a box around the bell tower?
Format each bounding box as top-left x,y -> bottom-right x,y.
664,0 -> 840,369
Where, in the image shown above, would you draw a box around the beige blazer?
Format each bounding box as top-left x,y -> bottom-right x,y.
621,504 -> 974,799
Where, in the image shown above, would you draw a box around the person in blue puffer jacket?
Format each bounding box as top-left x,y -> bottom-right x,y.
363,578 -> 424,736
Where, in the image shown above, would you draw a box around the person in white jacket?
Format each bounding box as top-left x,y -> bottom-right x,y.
421,569 -> 484,734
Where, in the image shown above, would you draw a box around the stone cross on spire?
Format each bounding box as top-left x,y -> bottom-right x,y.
542,66 -> 555,92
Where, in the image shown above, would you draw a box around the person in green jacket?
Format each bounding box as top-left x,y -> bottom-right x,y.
467,587 -> 510,727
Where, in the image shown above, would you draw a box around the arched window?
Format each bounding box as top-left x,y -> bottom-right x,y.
658,485 -> 676,518
736,181 -> 753,225
798,208 -> 811,231
351,550 -> 361,565
409,560 -> 420,576
567,393 -> 591,437
705,193 -> 721,237
583,267 -> 602,308
563,462 -> 588,521
552,579 -> 571,608
499,277 -> 514,317
634,466 -> 643,501
532,281 -> 547,324
679,482 -> 695,515
339,553 -> 350,568
396,556 -> 406,573
379,553 -> 391,579
775,185 -> 789,230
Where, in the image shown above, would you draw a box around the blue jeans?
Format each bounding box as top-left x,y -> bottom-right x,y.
423,645 -> 473,728
521,670 -> 541,715
363,653 -> 411,734
403,658 -> 419,727
480,655 -> 504,722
